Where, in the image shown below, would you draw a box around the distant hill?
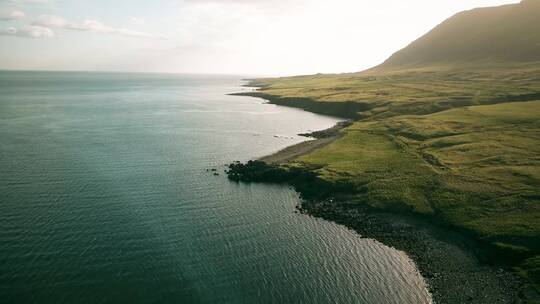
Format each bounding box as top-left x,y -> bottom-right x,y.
377,0 -> 540,69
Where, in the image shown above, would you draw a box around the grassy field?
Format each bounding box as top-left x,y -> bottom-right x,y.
244,0 -> 540,294
252,63 -> 540,119
292,100 -> 540,239
250,65 -> 540,290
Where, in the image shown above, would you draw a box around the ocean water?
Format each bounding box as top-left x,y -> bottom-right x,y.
0,71 -> 432,304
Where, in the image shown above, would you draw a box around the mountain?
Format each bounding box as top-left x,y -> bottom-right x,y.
377,0 -> 540,69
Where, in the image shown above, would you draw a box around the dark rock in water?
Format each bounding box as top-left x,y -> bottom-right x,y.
226,160 -> 355,200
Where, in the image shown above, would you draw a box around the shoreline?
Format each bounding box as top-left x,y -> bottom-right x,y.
259,120 -> 352,165
228,89 -> 534,303
230,92 -> 371,120
298,197 -> 524,303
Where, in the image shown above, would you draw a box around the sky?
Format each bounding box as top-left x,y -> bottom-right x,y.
0,0 -> 521,76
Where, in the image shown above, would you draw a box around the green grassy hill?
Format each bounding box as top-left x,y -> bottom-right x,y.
379,0 -> 540,69
289,99 -> 540,233
292,101 -> 540,263
250,63 -> 540,119
243,0 -> 540,292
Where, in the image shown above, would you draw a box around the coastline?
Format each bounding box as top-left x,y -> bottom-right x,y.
230,92 -> 371,120
299,196 -> 524,303
228,90 -> 534,303
259,121 -> 352,165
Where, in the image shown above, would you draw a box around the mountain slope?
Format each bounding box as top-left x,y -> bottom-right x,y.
378,0 -> 540,69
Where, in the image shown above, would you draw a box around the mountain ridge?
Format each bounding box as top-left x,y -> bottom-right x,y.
375,0 -> 540,70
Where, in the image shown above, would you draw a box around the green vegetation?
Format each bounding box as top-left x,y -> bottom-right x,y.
250,63 -> 540,120
253,80 -> 540,290
291,101 -> 540,247
243,0 -> 540,291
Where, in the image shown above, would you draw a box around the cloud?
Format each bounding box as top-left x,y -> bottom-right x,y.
182,0 -> 305,9
0,25 -> 54,38
0,9 -> 25,20
0,0 -> 53,4
0,26 -> 15,34
182,0 -> 289,4
129,17 -> 146,26
33,15 -> 163,39
34,14 -> 65,27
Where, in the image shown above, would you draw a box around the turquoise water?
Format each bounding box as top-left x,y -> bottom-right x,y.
0,71 -> 432,303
